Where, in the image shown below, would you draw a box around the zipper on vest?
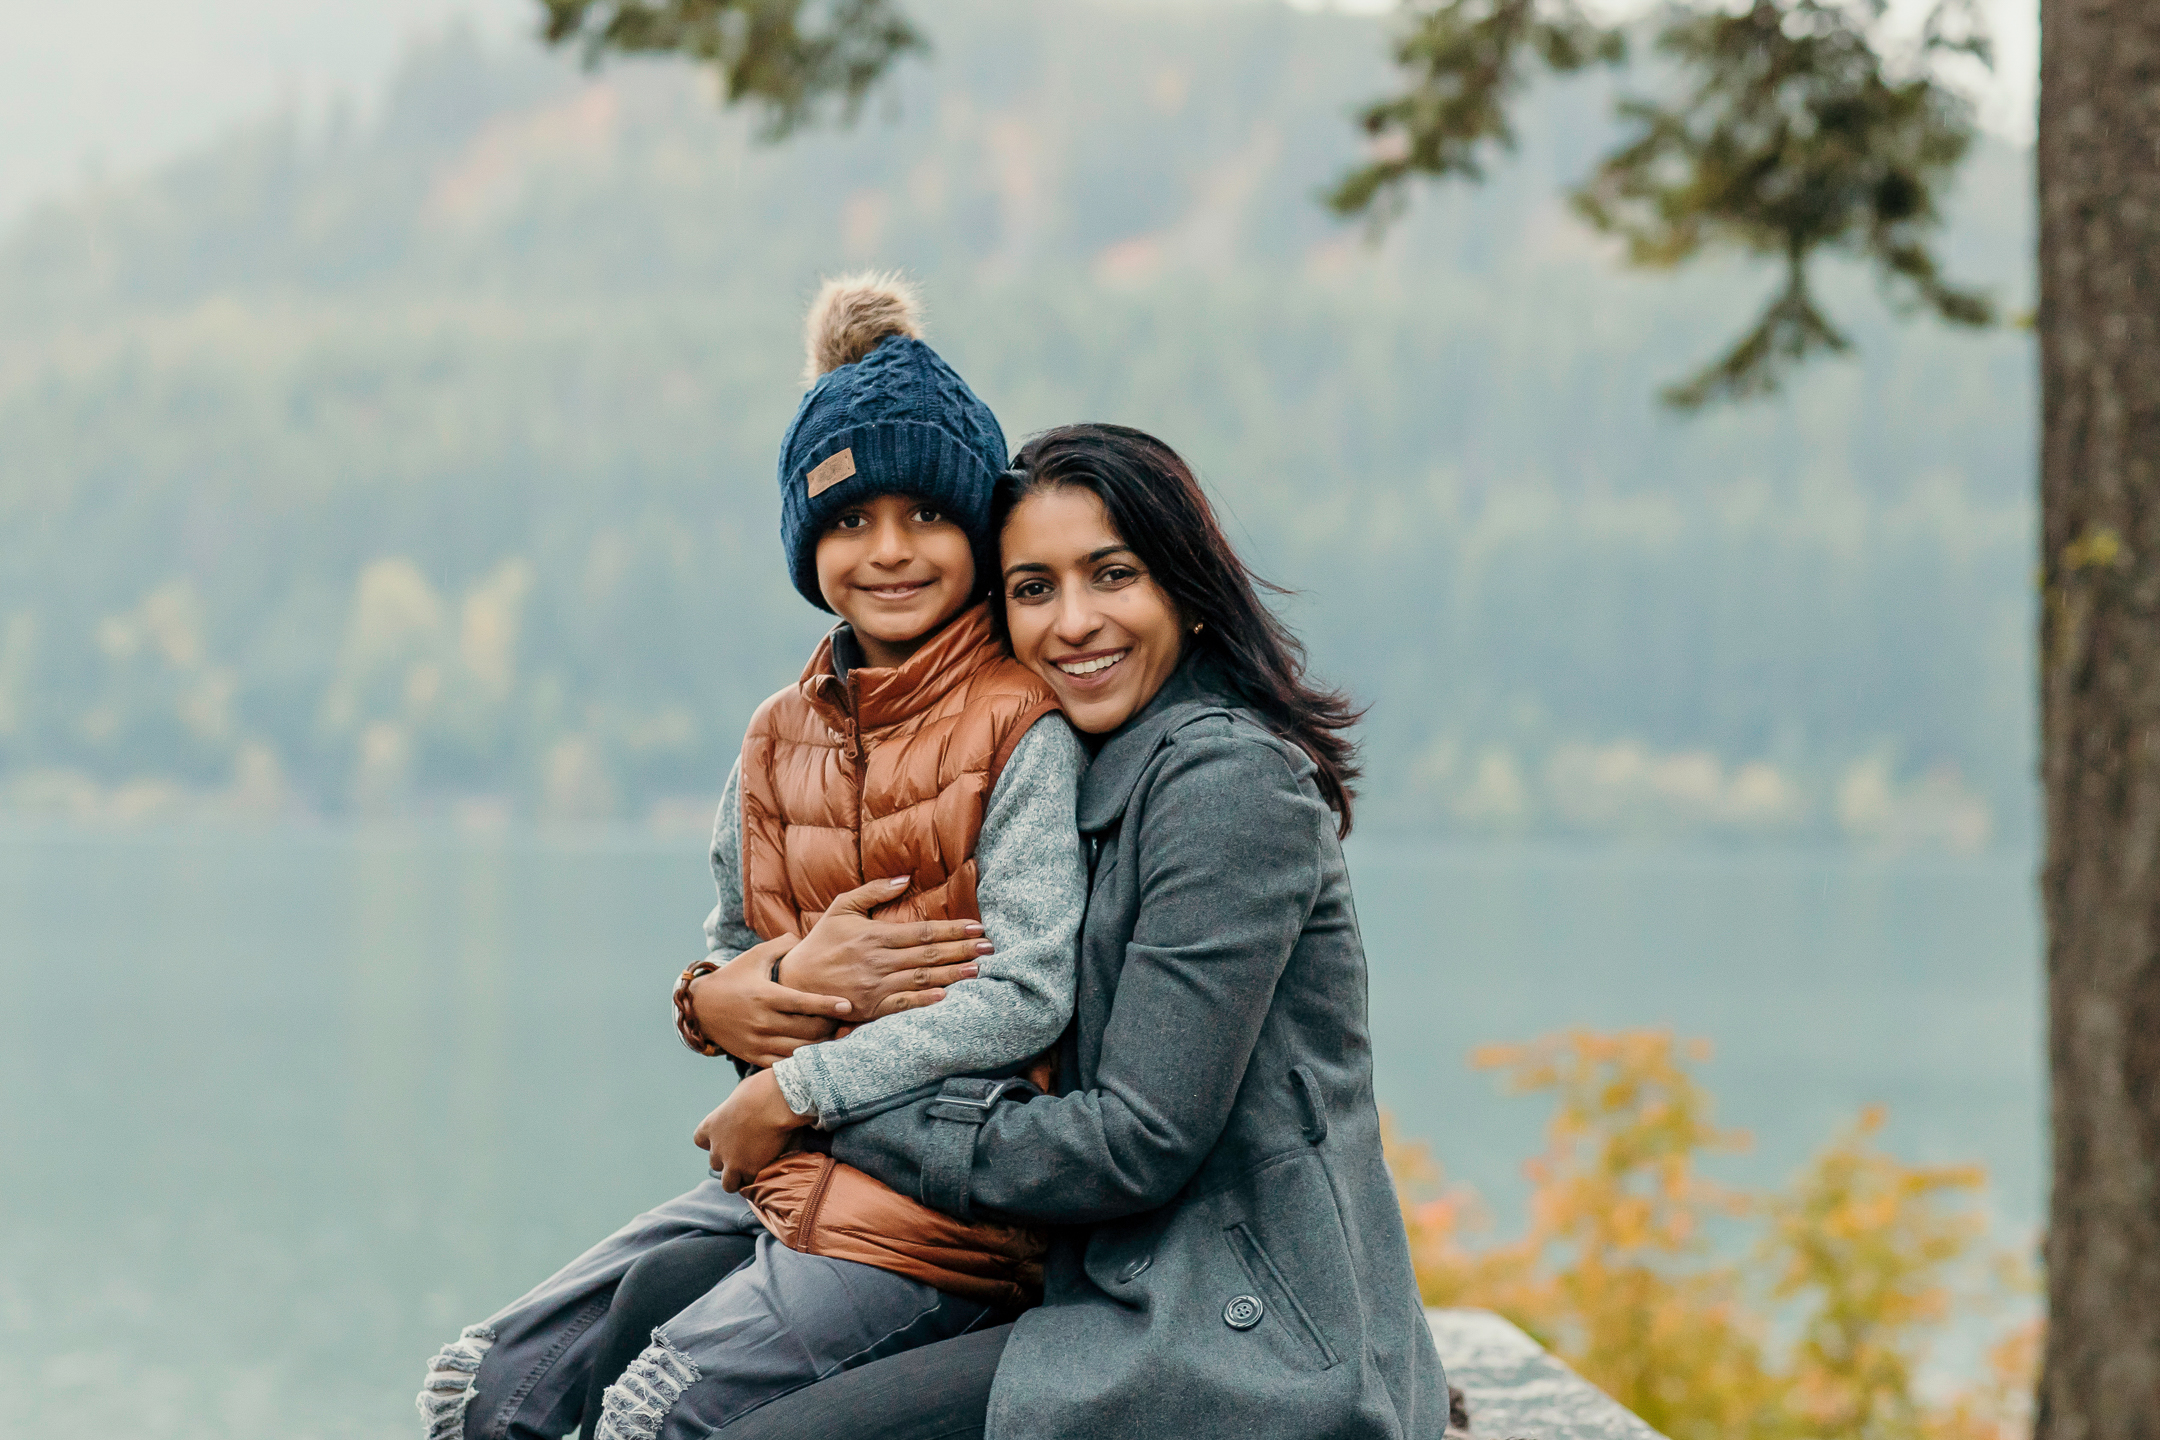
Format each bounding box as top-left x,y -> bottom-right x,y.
843,677 -> 868,781
796,1152 -> 840,1253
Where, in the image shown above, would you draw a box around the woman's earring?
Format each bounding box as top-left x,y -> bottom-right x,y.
1191,622 -> 1203,635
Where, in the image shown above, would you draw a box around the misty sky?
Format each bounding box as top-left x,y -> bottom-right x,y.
0,0 -> 533,222
0,0 -> 2039,228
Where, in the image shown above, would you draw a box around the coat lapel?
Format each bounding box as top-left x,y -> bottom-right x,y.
1075,658 -> 1229,834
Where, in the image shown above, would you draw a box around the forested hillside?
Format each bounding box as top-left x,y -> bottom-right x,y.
0,0 -> 2036,846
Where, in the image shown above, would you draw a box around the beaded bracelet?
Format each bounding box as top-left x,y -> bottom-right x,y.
673,959 -> 723,1056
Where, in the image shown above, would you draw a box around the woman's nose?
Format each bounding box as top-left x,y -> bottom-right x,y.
1052,589 -> 1100,643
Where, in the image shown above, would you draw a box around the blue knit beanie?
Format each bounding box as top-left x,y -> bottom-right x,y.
776,275 -> 1008,612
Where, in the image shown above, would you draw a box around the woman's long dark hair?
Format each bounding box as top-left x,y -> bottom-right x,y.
994,423 -> 1364,836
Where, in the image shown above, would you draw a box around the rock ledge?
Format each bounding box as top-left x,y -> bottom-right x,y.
1428,1309 -> 1666,1440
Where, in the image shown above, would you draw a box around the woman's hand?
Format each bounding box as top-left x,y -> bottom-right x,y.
695,1069 -> 811,1193
689,937 -> 851,1069
779,877 -> 993,1020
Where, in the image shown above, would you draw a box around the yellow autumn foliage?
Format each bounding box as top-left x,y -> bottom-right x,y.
1388,1030 -> 2036,1440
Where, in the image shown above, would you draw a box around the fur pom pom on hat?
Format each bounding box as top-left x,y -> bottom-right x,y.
803,272 -> 923,381
775,274 -> 1008,614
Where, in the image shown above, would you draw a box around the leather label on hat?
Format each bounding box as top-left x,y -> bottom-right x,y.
806,448 -> 856,498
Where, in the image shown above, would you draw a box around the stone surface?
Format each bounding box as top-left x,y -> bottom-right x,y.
1427,1309 -> 1667,1440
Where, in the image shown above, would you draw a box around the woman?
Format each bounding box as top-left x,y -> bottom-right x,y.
688,423 -> 1446,1439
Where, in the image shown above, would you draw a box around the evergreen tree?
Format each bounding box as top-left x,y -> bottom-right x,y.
2032,4 -> 2160,1434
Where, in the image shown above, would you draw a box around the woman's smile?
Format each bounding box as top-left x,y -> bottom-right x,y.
1049,647 -> 1129,682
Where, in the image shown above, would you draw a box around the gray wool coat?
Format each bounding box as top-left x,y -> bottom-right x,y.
832,661 -> 1448,1440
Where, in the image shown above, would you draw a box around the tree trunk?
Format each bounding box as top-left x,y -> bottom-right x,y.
2038,1 -> 2160,1436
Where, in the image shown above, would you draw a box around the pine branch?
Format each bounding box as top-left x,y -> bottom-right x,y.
1333,0 -> 1998,409
538,0 -> 925,139
1326,0 -> 1626,219
1661,257 -> 1852,409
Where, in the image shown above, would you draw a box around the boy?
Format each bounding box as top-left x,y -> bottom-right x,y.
418,276 -> 1086,1440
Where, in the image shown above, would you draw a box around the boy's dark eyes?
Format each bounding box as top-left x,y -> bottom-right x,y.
829,505 -> 942,532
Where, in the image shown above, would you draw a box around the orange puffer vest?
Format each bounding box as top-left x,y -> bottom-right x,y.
736,603 -> 1059,1310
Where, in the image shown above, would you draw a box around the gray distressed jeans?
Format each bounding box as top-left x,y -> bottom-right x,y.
418,1174 -> 1002,1440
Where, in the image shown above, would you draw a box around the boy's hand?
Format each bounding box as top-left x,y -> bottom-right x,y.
777,877 -> 993,1021
695,1069 -> 811,1193
689,938 -> 850,1068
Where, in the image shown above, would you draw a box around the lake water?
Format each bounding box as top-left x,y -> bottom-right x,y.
0,825 -> 2042,1438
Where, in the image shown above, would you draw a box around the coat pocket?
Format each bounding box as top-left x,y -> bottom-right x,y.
1223,1221 -> 1340,1370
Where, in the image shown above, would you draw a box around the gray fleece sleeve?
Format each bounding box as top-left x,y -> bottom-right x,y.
771,715 -> 1087,1127
703,759 -> 759,962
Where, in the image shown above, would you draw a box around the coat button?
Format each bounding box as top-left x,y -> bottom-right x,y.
1120,1255 -> 1151,1282
1223,1295 -> 1264,1330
